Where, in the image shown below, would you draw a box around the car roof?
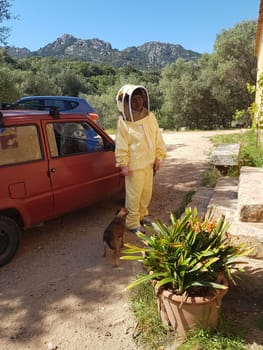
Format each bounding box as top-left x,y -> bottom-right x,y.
16,96 -> 87,102
0,109 -> 106,133
1,109 -> 49,118
0,109 -> 90,124
0,109 -> 113,146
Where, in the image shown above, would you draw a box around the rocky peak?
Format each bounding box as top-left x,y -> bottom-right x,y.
3,34 -> 201,69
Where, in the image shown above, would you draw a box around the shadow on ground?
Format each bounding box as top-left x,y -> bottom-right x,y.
221,262 -> 263,346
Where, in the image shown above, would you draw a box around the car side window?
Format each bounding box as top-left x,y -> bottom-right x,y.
47,121 -> 104,157
44,99 -> 65,111
0,125 -> 42,166
18,99 -> 43,110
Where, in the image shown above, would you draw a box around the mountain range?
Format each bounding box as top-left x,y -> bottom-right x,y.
4,34 -> 201,69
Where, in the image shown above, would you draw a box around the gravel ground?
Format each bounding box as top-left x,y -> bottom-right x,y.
0,130 -> 262,350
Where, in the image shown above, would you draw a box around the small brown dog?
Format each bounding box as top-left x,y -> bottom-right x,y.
103,208 -> 128,267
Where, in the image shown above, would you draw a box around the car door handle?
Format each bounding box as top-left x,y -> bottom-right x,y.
50,168 -> 56,173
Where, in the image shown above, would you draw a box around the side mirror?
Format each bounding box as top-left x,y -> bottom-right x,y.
104,141 -> 115,152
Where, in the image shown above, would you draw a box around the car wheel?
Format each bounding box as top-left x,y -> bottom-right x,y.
0,216 -> 20,267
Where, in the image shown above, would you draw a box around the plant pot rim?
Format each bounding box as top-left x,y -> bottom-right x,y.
152,272 -> 229,304
161,288 -> 228,305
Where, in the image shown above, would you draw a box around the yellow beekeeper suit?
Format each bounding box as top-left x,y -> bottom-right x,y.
115,84 -> 167,231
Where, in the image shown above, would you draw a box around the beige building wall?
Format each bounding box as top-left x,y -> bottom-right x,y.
255,0 -> 263,141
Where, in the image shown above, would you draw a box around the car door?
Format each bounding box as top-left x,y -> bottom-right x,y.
0,123 -> 54,228
43,119 -> 122,217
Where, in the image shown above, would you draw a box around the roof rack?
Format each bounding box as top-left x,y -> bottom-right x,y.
49,106 -> 60,119
0,111 -> 4,127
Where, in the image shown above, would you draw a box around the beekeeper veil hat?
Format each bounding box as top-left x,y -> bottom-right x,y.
116,84 -> 149,122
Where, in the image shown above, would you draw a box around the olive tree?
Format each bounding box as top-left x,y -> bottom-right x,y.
0,0 -> 14,44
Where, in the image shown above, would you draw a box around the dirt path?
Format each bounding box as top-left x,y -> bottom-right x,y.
0,130 -> 257,350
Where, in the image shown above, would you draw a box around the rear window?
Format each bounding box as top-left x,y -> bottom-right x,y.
0,125 -> 42,166
44,99 -> 79,111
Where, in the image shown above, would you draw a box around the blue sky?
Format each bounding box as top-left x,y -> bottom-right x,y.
6,0 -> 260,54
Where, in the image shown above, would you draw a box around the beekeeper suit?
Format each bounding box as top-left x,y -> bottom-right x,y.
115,84 -> 167,232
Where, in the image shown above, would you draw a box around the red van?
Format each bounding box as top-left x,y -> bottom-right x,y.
0,108 -> 124,266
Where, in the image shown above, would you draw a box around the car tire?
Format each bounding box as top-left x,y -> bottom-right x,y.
0,216 -> 20,267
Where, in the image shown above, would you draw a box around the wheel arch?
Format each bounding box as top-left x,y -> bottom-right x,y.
0,208 -> 24,229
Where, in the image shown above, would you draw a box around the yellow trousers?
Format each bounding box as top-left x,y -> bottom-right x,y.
125,165 -> 153,230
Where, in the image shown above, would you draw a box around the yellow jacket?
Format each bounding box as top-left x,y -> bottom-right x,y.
115,111 -> 167,171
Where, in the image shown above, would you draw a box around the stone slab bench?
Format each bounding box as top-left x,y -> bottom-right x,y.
238,166 -> 263,222
211,143 -> 241,175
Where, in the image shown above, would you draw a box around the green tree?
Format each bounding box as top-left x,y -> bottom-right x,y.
159,21 -> 257,130
86,90 -> 117,129
0,66 -> 20,101
21,71 -> 60,96
159,58 -> 200,129
0,0 -> 14,44
210,20 -> 257,126
58,70 -> 83,96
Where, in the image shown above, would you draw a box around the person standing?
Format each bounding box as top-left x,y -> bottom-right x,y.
115,84 -> 167,233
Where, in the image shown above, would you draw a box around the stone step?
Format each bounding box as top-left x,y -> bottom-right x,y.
238,166 -> 263,222
207,176 -> 263,259
189,173 -> 263,259
186,186 -> 214,216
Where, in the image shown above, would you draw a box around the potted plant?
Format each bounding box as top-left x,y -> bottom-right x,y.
121,207 -> 252,338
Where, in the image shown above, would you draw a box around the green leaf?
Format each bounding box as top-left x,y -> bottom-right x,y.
191,281 -> 228,290
126,272 -> 164,290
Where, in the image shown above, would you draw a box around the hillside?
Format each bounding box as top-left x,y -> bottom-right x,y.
4,34 -> 201,69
